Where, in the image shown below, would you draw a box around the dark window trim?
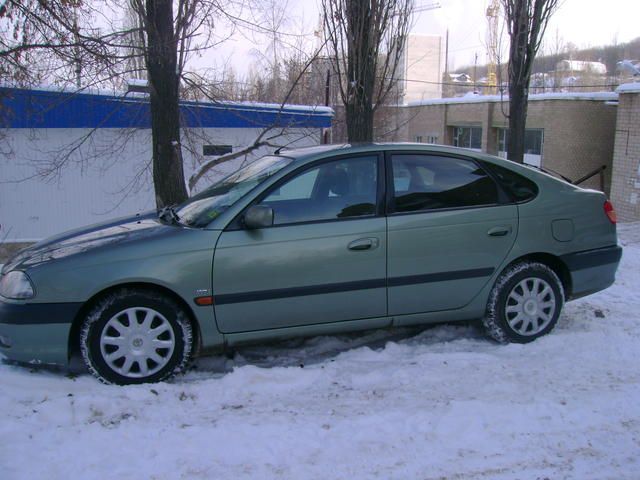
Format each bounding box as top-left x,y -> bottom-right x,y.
225,151 -> 385,231
384,150 -> 512,215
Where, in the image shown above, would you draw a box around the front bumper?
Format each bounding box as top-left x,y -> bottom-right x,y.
0,300 -> 82,365
561,245 -> 623,300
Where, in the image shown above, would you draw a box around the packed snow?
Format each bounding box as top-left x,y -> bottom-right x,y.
1,223 -> 639,480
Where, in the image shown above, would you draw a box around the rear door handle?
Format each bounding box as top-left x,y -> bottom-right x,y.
348,237 -> 379,251
487,226 -> 512,237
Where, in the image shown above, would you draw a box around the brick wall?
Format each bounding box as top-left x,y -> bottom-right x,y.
406,95 -> 617,194
611,84 -> 640,222
532,100 -> 616,193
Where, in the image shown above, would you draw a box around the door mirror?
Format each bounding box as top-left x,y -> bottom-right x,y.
244,205 -> 274,229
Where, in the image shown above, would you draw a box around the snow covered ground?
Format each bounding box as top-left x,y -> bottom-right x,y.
1,224 -> 639,480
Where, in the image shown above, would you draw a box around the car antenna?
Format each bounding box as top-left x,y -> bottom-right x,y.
274,145 -> 285,154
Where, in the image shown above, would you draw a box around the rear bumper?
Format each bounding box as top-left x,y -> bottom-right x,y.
0,300 -> 81,365
561,245 -> 622,300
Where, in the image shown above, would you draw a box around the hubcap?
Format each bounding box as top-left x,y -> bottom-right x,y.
99,307 -> 175,378
505,277 -> 556,336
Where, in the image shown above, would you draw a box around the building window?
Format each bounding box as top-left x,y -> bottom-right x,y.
497,128 -> 544,166
427,135 -> 438,144
203,144 -> 233,156
416,135 -> 423,143
452,126 -> 482,150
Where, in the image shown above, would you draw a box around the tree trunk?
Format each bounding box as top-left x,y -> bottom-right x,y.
145,0 -> 188,208
344,0 -> 375,143
345,101 -> 374,142
505,0 -> 529,164
503,0 -> 559,164
507,79 -> 528,163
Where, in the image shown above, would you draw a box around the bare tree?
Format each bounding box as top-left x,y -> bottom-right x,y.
1,1 -> 331,207
502,0 -> 560,163
0,1 -> 124,87
183,42 -> 328,191
1,0 -> 222,206
322,0 -> 413,143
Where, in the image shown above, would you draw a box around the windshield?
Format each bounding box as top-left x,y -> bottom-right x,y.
175,155 -> 293,227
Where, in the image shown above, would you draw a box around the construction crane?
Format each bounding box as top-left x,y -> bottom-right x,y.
486,0 -> 500,94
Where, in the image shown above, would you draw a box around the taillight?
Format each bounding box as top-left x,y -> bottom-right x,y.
604,200 -> 617,224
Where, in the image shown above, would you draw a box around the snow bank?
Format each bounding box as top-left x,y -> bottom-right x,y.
1,224 -> 640,479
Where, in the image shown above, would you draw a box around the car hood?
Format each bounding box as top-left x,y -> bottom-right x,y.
2,211 -> 174,273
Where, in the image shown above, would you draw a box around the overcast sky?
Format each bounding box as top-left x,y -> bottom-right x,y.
210,0 -> 639,76
412,0 -> 640,68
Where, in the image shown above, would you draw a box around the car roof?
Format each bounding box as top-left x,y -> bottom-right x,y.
277,142 -> 561,184
280,142 -> 489,161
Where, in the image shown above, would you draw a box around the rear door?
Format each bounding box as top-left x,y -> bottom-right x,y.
386,152 -> 518,315
213,153 -> 388,333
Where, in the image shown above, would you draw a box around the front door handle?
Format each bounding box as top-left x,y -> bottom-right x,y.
348,237 -> 379,251
488,226 -> 512,237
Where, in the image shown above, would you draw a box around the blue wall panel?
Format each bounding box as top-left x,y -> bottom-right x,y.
0,87 -> 333,129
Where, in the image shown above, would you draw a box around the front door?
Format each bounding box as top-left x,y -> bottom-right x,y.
213,154 -> 387,333
386,152 -> 518,315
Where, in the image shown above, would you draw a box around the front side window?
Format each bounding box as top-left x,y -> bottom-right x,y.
259,156 -> 378,225
177,155 -> 292,227
391,154 -> 499,213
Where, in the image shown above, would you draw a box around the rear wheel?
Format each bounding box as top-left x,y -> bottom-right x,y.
80,289 -> 192,385
482,262 -> 564,343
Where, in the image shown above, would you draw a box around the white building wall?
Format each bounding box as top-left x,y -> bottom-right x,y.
0,127 -> 320,242
403,34 -> 443,103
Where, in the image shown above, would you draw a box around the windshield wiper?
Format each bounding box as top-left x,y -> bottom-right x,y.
158,205 -> 181,225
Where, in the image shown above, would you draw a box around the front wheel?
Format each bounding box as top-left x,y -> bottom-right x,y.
482,262 -> 564,343
80,289 -> 193,385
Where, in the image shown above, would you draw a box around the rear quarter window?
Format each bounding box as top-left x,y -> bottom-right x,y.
483,162 -> 539,203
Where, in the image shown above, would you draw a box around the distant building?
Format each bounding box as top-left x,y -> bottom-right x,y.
556,60 -> 607,75
400,34 -> 444,103
448,73 -> 472,83
406,92 -> 618,193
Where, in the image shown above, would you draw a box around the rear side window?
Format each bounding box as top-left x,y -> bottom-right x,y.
390,154 -> 499,213
483,162 -> 538,202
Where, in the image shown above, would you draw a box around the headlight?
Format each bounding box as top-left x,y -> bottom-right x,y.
0,271 -> 35,299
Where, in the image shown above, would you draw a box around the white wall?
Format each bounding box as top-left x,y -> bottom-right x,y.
0,127 -> 320,242
403,35 -> 443,103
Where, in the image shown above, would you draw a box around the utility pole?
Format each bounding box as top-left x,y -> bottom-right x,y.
445,28 -> 449,76
323,68 -> 331,144
473,52 -> 478,93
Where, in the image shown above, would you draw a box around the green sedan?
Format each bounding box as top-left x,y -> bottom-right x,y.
0,143 -> 622,384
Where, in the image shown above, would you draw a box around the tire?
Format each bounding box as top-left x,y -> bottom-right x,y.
80,289 -> 193,385
482,261 -> 564,344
